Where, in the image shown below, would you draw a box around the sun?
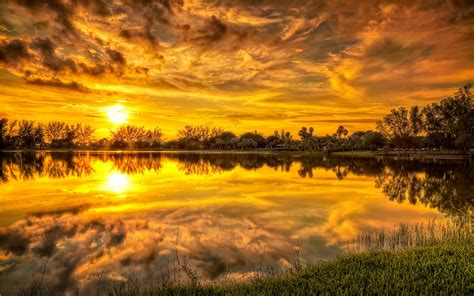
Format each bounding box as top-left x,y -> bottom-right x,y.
106,104 -> 129,125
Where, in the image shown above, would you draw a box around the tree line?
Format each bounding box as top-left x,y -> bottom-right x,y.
0,84 -> 472,153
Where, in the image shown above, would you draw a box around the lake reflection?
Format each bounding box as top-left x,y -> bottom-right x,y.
0,152 -> 472,293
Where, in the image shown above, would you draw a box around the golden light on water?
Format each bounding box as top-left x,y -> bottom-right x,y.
104,172 -> 130,194
106,105 -> 129,125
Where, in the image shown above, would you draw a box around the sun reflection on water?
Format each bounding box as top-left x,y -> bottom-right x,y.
104,172 -> 131,195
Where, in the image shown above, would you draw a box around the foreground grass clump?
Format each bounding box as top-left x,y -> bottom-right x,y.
110,239 -> 473,296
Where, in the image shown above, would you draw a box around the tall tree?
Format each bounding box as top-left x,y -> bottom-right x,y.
111,125 -> 146,148
0,118 -> 8,145
34,123 -> 45,147
335,125 -> 348,139
63,124 -> 78,147
177,125 -> 211,142
409,105 -> 423,136
17,120 -> 35,148
240,131 -> 266,148
0,118 -> 17,148
74,124 -> 95,147
422,84 -> 473,151
214,131 -> 236,149
144,127 -> 164,148
45,121 -> 66,143
377,106 -> 421,150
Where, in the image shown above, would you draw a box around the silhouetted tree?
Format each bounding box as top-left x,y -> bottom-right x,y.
144,127 -> 164,148
74,124 -> 95,147
34,124 -> 45,147
177,125 -> 210,142
213,131 -> 236,149
45,121 -> 66,143
176,125 -> 222,149
298,127 -> 319,151
240,131 -> 266,148
422,84 -> 473,152
334,125 -> 348,139
377,106 -> 421,150
0,118 -> 17,148
265,131 -> 280,149
362,131 -> 386,150
111,125 -> 146,148
17,120 -> 36,148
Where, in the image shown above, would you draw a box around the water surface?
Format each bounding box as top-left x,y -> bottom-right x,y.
0,152 -> 471,293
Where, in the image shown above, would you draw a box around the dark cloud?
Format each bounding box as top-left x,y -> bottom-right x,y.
0,231 -> 31,255
119,29 -> 133,40
0,34 -> 126,79
44,57 -> 78,72
260,93 -> 342,105
32,225 -> 64,257
13,0 -> 115,35
192,16 -> 228,43
53,254 -> 81,291
106,221 -> 127,247
194,251 -> 228,279
31,37 -> 55,56
31,37 -> 78,72
226,113 -> 292,121
14,0 -> 76,34
122,0 -> 183,45
119,28 -> 158,45
293,119 -> 378,124
79,63 -> 107,76
25,78 -> 89,92
81,0 -> 111,16
107,49 -> 127,65
364,38 -> 435,66
0,39 -> 30,62
31,204 -> 91,218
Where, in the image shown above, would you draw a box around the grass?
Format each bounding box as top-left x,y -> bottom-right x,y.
107,239 -> 473,295
349,219 -> 472,252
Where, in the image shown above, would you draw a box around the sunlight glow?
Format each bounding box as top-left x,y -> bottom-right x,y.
104,172 -> 130,194
106,105 -> 129,125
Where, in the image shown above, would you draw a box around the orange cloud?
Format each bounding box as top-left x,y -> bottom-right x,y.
0,0 -> 473,137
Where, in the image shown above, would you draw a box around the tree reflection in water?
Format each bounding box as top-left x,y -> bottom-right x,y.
375,161 -> 473,218
0,152 -> 472,218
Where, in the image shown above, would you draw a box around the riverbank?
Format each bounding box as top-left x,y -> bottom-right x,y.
105,239 -> 472,295
331,150 -> 471,159
1,149 -> 470,160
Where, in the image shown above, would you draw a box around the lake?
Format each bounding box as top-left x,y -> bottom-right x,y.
0,151 -> 471,293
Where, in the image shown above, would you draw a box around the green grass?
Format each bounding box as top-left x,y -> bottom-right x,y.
108,238 -> 473,296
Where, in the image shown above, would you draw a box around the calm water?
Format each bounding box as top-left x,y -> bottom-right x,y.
0,151 -> 472,293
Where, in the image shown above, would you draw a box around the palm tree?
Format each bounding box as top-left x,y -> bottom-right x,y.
335,125 -> 348,139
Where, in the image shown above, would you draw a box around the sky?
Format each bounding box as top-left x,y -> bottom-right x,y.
0,0 -> 473,139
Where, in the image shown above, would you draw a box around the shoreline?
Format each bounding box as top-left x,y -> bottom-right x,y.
0,149 -> 470,160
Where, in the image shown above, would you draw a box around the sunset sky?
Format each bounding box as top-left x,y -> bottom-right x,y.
1,0 -> 473,139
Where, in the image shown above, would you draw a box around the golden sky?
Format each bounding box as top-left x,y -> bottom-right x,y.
1,0 -> 473,138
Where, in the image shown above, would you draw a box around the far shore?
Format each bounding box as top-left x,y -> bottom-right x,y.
0,148 -> 471,160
